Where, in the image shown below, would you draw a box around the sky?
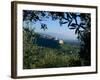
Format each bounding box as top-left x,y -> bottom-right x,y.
23,11 -> 81,41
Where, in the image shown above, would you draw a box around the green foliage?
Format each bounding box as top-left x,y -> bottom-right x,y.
23,10 -> 91,67
23,28 -> 81,69
78,14 -> 91,65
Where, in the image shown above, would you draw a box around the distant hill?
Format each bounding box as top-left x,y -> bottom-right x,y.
32,33 -> 61,49
32,32 -> 80,49
38,32 -> 78,41
37,32 -> 80,46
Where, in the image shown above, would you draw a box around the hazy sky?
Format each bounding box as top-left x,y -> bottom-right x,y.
23,11 -> 81,41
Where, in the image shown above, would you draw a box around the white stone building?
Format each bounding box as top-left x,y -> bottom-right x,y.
59,40 -> 64,44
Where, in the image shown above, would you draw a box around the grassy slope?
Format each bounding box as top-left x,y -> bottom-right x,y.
23,43 -> 81,69
23,28 -> 81,69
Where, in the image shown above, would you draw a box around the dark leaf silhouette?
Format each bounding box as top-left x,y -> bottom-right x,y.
41,23 -> 48,31
67,13 -> 72,20
68,20 -> 72,27
69,27 -> 76,29
80,23 -> 85,25
80,25 -> 86,30
75,27 -> 79,34
70,23 -> 77,27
